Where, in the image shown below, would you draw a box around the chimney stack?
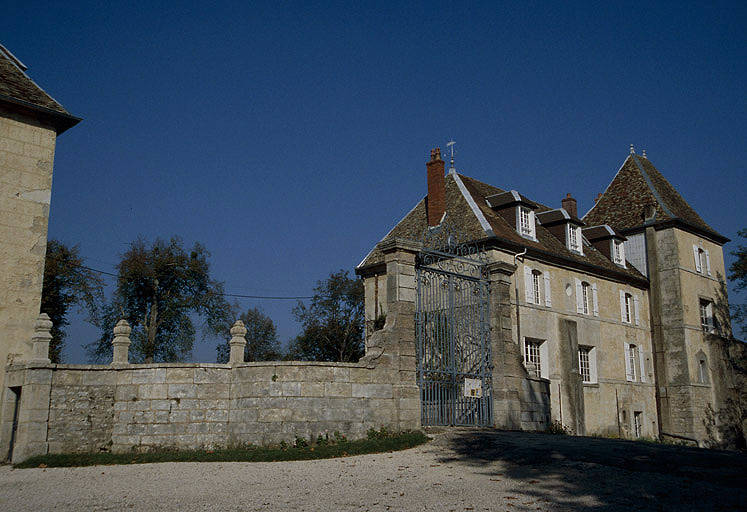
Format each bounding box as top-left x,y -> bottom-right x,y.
426,148 -> 445,226
561,193 -> 577,218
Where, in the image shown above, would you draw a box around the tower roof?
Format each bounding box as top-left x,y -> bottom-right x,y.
583,154 -> 727,244
0,44 -> 80,133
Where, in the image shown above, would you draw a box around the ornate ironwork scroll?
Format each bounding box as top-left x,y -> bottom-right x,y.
413,217 -> 488,280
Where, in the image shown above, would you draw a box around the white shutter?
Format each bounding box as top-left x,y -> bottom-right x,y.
633,295 -> 640,326
705,250 -> 711,276
620,290 -> 626,322
543,271 -> 552,307
575,278 -> 583,313
524,266 -> 534,303
624,343 -> 633,381
693,245 -> 702,272
592,283 -> 599,317
639,349 -> 646,383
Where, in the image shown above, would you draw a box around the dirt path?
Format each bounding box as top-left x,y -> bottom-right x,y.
1,430 -> 745,511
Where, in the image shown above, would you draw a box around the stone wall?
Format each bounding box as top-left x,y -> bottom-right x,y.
4,360 -> 411,460
2,239 -> 422,463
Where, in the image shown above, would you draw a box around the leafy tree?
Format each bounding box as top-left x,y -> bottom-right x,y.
41,240 -> 104,363
87,237 -> 232,363
729,229 -> 747,338
288,270 -> 364,362
216,307 -> 282,363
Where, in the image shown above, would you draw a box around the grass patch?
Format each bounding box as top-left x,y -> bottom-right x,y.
14,431 -> 429,469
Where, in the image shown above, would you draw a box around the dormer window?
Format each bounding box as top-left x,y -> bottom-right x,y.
518,206 -> 536,240
612,239 -> 626,267
567,224 -> 583,255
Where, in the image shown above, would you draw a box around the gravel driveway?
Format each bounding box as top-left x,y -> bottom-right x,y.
1,430 -> 745,511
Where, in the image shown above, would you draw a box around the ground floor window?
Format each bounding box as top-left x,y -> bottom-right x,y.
523,338 -> 548,379
578,346 -> 596,383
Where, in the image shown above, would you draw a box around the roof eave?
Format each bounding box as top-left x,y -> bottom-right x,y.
0,93 -> 81,134
619,218 -> 729,245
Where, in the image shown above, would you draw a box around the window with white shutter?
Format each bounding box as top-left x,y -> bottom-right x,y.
633,295 -> 640,326
638,349 -> 646,382
543,271 -> 552,307
576,278 -> 584,314
524,265 -> 534,304
624,343 -> 636,381
705,250 -> 711,276
693,244 -> 702,272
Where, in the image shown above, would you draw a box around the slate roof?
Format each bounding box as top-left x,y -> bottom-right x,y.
583,154 -> 726,243
357,171 -> 647,286
0,44 -> 80,133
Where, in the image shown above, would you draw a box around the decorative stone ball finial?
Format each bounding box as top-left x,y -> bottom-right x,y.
112,319 -> 132,364
630,144 -> 635,154
229,320 -> 248,364
31,313 -> 53,363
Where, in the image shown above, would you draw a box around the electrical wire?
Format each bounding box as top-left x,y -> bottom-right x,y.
46,255 -> 314,300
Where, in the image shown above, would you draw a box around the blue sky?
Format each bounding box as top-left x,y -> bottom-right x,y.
4,1 -> 746,362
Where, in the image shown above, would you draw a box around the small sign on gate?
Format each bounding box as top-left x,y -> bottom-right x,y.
463,378 -> 482,398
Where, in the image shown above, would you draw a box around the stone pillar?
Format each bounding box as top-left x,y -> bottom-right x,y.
30,313 -> 52,363
229,320 -> 247,364
111,319 -> 132,364
486,261 -> 521,429
361,238 -> 422,432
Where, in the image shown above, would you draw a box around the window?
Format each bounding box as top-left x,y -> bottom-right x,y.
692,244 -> 711,275
624,342 -> 646,382
575,279 -> 598,316
581,282 -> 591,315
624,293 -> 632,323
532,270 -> 541,305
698,358 -> 708,384
613,240 -> 626,267
523,338 -> 548,378
626,344 -> 637,381
567,224 -> 583,254
633,411 -> 642,438
620,291 -> 640,325
518,206 -> 536,240
700,299 -> 714,332
524,266 -> 551,307
578,346 -> 597,383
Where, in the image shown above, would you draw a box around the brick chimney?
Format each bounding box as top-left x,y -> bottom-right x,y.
561,193 -> 577,218
426,148 -> 445,226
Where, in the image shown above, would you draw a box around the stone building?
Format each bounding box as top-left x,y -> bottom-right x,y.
0,44 -> 80,459
356,147 -> 740,445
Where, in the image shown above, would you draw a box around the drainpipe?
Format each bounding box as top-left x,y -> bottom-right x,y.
513,248 -> 528,349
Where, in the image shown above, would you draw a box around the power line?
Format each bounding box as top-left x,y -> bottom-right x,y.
46,255 -> 314,300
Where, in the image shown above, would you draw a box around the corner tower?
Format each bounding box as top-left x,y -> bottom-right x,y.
584,149 -> 732,444
0,44 -> 80,458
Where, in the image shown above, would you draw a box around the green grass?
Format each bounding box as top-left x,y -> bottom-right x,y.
14,431 -> 429,469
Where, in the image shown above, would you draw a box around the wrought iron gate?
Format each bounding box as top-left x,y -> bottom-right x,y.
415,223 -> 492,427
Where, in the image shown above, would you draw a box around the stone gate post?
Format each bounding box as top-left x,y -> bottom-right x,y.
487,261 -> 522,429
361,237 -> 422,431
111,319 -> 132,364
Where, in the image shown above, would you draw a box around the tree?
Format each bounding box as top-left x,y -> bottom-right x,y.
87,237 -> 233,363
41,240 -> 104,363
729,229 -> 747,338
216,307 -> 282,363
288,270 -> 364,362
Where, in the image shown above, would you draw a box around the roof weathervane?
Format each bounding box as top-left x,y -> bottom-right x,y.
447,139 -> 456,174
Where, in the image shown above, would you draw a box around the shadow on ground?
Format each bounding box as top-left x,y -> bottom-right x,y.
432,429 -> 747,511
